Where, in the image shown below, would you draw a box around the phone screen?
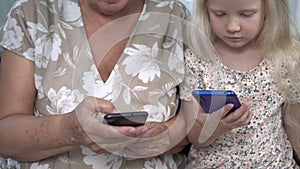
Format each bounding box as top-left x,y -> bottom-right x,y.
104,111 -> 148,126
192,90 -> 241,113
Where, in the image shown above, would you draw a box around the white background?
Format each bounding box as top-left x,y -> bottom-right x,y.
0,0 -> 299,30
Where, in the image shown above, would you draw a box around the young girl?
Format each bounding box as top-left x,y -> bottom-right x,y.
181,0 -> 300,168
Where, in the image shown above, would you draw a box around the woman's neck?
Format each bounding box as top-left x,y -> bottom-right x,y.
80,0 -> 144,38
79,0 -> 145,82
214,40 -> 263,71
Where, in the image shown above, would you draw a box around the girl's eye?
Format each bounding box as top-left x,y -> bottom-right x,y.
241,13 -> 251,17
214,12 -> 225,17
240,12 -> 255,17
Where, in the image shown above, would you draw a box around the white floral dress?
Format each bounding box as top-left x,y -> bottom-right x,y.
180,49 -> 299,168
0,0 -> 190,168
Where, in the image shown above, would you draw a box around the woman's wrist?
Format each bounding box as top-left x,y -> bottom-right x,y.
60,112 -> 84,147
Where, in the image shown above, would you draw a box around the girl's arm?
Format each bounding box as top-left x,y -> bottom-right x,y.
183,97 -> 252,148
163,110 -> 190,154
283,103 -> 300,159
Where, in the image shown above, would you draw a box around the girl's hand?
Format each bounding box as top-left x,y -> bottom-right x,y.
184,96 -> 252,147
63,96 -> 147,154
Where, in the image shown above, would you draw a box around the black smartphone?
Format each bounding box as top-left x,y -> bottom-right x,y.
103,111 -> 148,127
192,90 -> 241,114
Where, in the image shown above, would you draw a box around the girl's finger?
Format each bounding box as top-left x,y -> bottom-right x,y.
223,103 -> 248,123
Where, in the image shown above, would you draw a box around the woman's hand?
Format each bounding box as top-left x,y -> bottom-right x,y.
64,96 -> 147,154
120,122 -> 170,158
121,113 -> 187,158
184,96 -> 252,147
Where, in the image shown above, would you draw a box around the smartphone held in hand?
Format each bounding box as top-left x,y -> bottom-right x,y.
192,90 -> 241,114
104,111 -> 148,127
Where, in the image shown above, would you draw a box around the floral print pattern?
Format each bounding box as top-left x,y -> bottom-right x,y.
123,42 -> 161,83
0,0 -> 189,168
180,49 -> 299,168
46,87 -> 84,114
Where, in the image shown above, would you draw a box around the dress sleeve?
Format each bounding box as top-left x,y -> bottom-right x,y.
0,0 -> 36,61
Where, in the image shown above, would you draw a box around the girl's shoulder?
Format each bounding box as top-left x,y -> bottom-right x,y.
184,48 -> 219,76
184,48 -> 216,65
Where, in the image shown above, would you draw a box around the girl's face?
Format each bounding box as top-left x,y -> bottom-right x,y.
207,0 -> 265,49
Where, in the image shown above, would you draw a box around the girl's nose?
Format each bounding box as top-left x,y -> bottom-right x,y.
226,17 -> 241,33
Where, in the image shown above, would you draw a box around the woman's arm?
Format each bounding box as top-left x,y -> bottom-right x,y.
0,50 -> 82,161
0,50 -> 140,162
283,103 -> 300,159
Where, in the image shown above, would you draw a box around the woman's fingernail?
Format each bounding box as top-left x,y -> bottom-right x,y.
129,128 -> 136,134
141,126 -> 148,133
112,108 -> 119,113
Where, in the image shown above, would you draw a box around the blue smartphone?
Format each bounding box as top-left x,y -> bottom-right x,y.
104,111 -> 148,127
192,90 -> 241,114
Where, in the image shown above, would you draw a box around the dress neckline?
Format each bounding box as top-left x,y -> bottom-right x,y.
216,57 -> 267,75
77,0 -> 147,84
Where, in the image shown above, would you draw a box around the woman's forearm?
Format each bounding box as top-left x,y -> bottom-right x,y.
0,112 -> 80,162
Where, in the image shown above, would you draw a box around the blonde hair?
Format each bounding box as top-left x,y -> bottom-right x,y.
187,0 -> 300,103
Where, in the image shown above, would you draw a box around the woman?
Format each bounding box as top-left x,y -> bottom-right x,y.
0,0 -> 190,168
